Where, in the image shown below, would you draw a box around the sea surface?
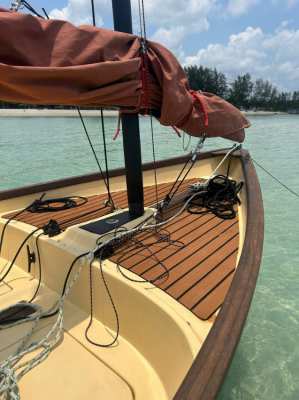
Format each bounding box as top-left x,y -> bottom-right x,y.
1,114 -> 299,399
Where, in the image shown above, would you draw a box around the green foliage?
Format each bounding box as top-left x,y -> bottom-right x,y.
184,65 -> 228,97
184,66 -> 299,112
228,73 -> 253,109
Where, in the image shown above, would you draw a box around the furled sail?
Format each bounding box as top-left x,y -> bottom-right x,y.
0,8 -> 249,142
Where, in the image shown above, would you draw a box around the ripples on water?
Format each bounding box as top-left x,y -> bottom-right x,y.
1,114 -> 299,399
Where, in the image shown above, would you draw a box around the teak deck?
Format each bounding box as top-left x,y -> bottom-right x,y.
3,179 -> 239,321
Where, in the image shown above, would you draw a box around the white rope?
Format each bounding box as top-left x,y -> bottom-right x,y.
0,254 -> 87,400
207,144 -> 241,181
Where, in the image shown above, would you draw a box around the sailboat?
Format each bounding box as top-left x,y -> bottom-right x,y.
0,1 -> 264,399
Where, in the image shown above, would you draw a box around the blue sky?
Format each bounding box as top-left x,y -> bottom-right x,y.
2,0 -> 299,90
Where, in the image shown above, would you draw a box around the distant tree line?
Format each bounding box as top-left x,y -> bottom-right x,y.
184,65 -> 299,113
1,65 -> 298,112
0,102 -> 85,110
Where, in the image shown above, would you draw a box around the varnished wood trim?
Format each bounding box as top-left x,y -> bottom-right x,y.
0,150 -> 230,201
173,149 -> 264,400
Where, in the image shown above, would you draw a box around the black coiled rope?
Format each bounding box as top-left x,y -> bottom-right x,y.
27,196 -> 87,213
187,175 -> 243,220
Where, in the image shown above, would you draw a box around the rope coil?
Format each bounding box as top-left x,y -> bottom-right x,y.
27,196 -> 87,213
187,175 -> 243,220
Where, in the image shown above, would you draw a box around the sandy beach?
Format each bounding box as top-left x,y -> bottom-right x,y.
0,109 -> 119,117
0,108 -> 287,117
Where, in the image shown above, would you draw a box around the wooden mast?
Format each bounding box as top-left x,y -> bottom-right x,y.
111,0 -> 144,218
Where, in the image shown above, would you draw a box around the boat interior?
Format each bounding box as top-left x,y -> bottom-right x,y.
0,151 -> 248,399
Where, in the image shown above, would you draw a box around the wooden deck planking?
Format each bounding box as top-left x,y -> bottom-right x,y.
141,221 -> 237,283
2,178 -> 239,320
192,273 -> 235,320
3,180 -> 193,229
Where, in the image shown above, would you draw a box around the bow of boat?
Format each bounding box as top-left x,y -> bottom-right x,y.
0,149 -> 263,400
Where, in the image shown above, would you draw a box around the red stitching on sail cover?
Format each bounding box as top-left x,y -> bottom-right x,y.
190,90 -> 209,127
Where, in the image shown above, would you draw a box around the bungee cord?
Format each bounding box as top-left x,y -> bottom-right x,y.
0,195 -> 88,286
85,251 -> 120,348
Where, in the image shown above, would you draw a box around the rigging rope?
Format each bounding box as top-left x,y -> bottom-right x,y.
137,0 -> 147,39
36,5 -> 114,211
41,7 -> 49,19
150,115 -> 159,208
160,137 -> 206,209
11,0 -> 45,18
252,158 -> 299,198
136,0 -> 160,211
100,109 -> 114,209
85,251 -> 120,348
77,108 -> 115,210
90,0 -> 96,26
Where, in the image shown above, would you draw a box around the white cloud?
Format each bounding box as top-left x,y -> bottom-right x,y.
137,0 -> 214,27
150,26 -> 186,56
226,0 -> 259,16
49,0 -> 109,25
50,0 -> 215,50
185,26 -> 299,90
144,0 -> 215,52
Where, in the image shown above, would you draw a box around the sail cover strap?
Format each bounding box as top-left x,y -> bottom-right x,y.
0,8 -> 249,142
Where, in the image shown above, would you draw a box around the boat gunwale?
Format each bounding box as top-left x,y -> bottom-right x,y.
173,149 -> 264,400
0,150 -> 231,201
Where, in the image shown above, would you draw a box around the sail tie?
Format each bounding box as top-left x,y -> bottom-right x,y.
190,90 -> 209,128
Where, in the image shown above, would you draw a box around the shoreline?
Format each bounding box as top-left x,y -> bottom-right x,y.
0,109 -> 119,117
0,108 -> 290,117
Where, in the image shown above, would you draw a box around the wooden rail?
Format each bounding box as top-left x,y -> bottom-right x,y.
173,150 -> 264,400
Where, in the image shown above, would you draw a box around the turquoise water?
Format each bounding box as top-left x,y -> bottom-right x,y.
1,114 -> 299,399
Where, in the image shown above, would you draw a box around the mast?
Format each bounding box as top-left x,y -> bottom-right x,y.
111,0 -> 144,218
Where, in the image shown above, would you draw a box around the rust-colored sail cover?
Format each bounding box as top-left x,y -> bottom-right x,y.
0,8 -> 249,142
